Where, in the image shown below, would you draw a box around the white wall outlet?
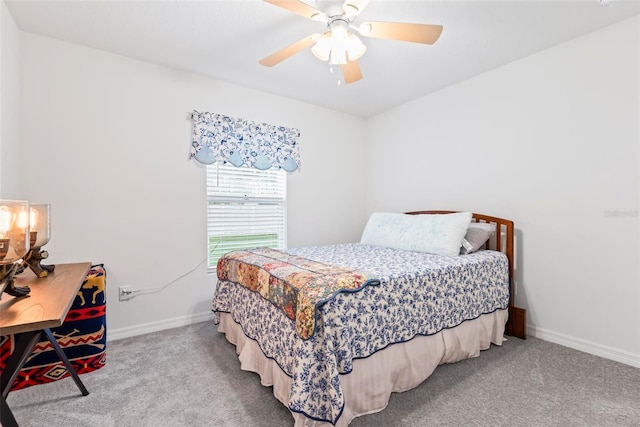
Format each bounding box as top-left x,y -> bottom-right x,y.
119,286 -> 133,301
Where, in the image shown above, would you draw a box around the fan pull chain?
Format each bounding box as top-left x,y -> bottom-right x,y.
328,65 -> 341,86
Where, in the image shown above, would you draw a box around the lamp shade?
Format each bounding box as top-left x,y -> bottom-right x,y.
329,46 -> 347,65
346,34 -> 366,61
30,203 -> 51,248
0,200 -> 31,264
311,33 -> 332,62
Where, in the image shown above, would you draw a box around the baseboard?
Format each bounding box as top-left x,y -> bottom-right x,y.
528,324 -> 640,368
108,311 -> 215,342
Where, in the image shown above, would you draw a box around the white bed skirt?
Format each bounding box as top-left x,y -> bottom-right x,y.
217,309 -> 508,427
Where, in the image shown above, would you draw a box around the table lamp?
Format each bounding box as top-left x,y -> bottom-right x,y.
0,200 -> 32,299
20,203 -> 54,277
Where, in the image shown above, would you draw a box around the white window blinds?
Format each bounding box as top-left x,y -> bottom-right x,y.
206,163 -> 287,272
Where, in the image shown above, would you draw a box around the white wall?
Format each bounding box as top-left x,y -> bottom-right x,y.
18,33 -> 366,339
366,17 -> 640,366
0,0 -> 21,198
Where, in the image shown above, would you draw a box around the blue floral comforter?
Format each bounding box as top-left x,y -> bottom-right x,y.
213,243 -> 510,425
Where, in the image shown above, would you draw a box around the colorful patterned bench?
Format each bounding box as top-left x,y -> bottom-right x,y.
0,264 -> 107,391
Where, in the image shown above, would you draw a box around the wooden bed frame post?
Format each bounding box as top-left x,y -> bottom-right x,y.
501,219 -> 527,339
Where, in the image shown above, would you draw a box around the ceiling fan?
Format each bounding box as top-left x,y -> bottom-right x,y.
259,0 -> 443,84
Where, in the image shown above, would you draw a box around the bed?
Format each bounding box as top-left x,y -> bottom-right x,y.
213,211 -> 525,426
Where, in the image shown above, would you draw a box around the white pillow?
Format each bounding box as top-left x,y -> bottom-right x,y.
460,222 -> 496,254
361,212 -> 472,256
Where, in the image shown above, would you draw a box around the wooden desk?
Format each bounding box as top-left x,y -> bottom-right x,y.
0,262 -> 92,427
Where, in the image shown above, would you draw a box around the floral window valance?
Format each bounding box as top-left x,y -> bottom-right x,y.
190,111 -> 301,172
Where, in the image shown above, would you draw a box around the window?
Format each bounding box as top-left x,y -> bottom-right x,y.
206,163 -> 287,272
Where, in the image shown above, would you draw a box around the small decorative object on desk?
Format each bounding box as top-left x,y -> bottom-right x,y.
0,200 -> 32,299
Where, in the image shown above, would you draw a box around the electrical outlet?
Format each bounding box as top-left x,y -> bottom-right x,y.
119,286 -> 133,301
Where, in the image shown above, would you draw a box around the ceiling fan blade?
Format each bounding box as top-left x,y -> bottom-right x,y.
341,60 -> 362,84
359,21 -> 443,44
259,34 -> 318,67
264,0 -> 327,21
343,0 -> 370,16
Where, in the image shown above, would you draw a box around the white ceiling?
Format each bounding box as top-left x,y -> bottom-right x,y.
5,0 -> 640,118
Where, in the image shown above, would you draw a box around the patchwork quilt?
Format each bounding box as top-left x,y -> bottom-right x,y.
0,264 -> 107,391
217,247 -> 380,339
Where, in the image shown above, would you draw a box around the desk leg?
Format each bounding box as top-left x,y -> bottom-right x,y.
1,331 -> 42,398
1,393 -> 19,427
42,328 -> 89,396
1,331 -> 42,427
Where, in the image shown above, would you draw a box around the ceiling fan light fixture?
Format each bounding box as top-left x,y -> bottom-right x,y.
312,25 -> 363,65
331,20 -> 349,39
329,47 -> 347,65
311,33 -> 332,61
346,33 -> 366,61
319,19 -> 353,65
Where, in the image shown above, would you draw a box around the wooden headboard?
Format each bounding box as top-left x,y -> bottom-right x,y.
405,210 -> 525,339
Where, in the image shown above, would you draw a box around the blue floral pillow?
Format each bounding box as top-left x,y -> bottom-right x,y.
361,212 -> 472,256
